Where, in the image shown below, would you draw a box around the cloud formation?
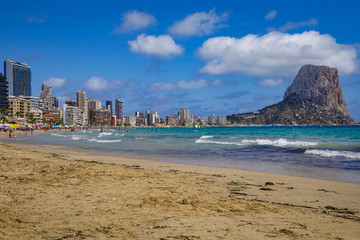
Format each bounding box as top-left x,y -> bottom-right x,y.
150,79 -> 222,91
27,15 -> 47,23
268,18 -> 318,32
198,31 -> 358,77
265,10 -> 278,21
216,91 -> 250,99
128,34 -> 184,58
43,77 -> 67,88
113,10 -> 156,33
258,78 -> 284,87
85,76 -> 109,90
85,76 -> 134,91
168,9 -> 228,37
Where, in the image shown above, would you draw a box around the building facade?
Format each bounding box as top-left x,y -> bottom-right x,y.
115,99 -> 123,123
166,115 -> 178,126
76,91 -> 86,109
65,99 -> 76,107
8,96 -> 30,118
179,108 -> 191,126
90,107 -> 111,125
40,84 -> 53,110
0,73 -> 9,110
4,59 -> 31,96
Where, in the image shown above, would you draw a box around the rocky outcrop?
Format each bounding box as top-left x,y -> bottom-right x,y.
283,64 -> 350,116
227,64 -> 356,125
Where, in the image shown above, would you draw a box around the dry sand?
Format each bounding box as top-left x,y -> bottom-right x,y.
0,137 -> 359,239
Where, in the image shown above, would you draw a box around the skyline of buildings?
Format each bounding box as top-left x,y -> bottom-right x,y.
0,58 -> 228,127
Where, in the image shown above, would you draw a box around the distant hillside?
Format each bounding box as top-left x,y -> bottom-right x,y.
227,64 -> 357,125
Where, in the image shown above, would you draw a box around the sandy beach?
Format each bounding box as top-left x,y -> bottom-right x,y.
0,136 -> 360,239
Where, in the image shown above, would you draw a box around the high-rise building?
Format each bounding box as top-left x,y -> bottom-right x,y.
106,100 -> 113,116
4,59 -> 31,96
40,84 -> 52,99
115,98 -> 123,123
39,84 -> 53,110
52,97 -> 58,108
0,73 -> 9,110
76,91 -> 86,109
179,108 -> 190,125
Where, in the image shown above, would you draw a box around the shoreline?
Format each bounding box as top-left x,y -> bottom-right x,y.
0,140 -> 359,239
3,130 -> 360,184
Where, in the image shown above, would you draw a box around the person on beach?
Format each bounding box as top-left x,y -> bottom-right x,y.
8,129 -> 15,138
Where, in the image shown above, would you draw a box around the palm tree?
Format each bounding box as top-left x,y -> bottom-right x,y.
0,107 -> 7,117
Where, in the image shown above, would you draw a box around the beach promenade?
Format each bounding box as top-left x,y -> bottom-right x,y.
0,138 -> 359,239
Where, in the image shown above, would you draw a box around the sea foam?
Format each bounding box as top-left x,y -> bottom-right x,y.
71,136 -> 82,140
88,138 -> 122,143
195,137 -> 318,147
305,149 -> 360,159
98,132 -> 113,137
241,138 -> 318,147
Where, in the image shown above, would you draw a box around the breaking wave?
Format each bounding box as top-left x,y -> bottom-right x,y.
98,132 -> 113,137
305,149 -> 360,159
88,138 -> 122,143
195,137 -> 318,147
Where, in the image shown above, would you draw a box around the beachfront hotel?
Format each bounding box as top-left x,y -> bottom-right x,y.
4,59 -> 31,97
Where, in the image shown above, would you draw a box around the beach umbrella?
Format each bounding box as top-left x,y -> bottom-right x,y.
9,124 -> 15,129
14,124 -> 21,128
3,124 -> 10,127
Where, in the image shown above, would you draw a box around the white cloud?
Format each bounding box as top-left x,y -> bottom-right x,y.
268,18 -> 318,32
113,10 -> 156,33
150,79 -> 221,91
85,77 -> 134,91
128,34 -> 184,58
168,9 -> 229,37
43,77 -> 67,88
258,78 -> 284,87
265,10 -> 278,21
27,14 -> 47,23
198,31 -> 358,77
85,76 -> 109,90
177,79 -> 208,89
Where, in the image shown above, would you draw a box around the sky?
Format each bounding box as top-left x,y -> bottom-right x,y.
1,0 -> 360,121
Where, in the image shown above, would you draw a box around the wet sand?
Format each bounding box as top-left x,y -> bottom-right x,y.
0,140 -> 359,239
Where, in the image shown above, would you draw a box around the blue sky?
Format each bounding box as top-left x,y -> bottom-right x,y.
1,0 -> 359,121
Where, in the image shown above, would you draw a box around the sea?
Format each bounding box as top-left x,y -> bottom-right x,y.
10,126 -> 360,183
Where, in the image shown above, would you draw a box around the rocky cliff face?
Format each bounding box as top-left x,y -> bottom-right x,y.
227,64 -> 356,125
283,64 -> 350,116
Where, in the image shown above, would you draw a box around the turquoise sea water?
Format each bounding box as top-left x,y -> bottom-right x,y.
10,126 -> 360,183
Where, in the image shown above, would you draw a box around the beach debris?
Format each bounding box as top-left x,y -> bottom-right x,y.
166,235 -> 200,240
56,230 -> 87,240
259,187 -> 274,191
279,229 -> 294,235
96,225 -> 111,234
317,188 -> 338,194
286,187 -> 294,190
264,182 -> 274,186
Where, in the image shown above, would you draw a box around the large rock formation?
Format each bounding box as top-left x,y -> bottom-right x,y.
227,64 -> 356,125
283,64 -> 349,116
